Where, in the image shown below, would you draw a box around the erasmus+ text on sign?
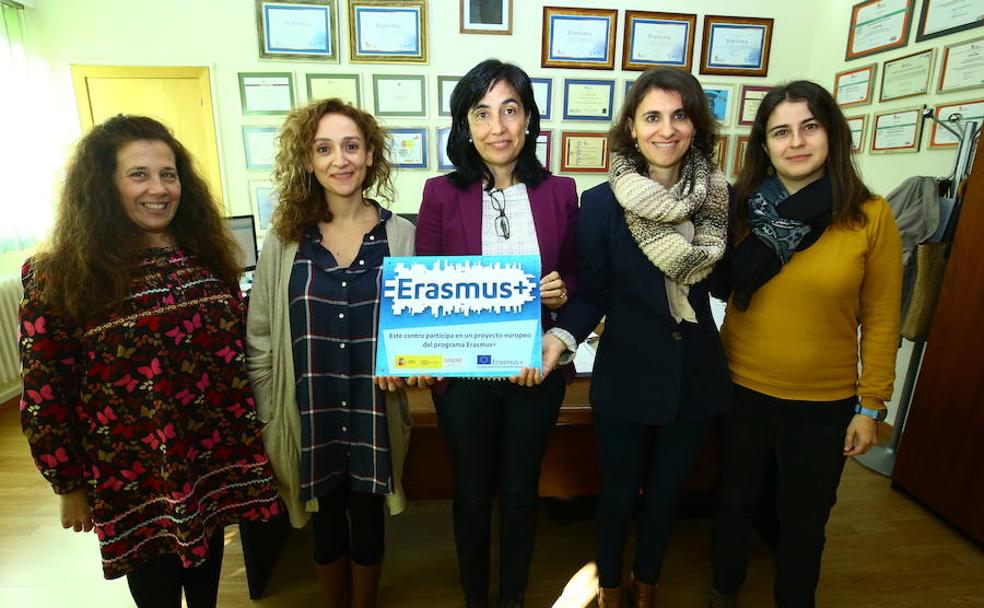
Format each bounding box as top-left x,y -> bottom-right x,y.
375,255 -> 542,377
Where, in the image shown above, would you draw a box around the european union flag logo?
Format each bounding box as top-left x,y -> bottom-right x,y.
476,355 -> 492,365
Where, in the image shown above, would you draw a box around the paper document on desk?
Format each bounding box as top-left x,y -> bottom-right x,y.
573,332 -> 599,374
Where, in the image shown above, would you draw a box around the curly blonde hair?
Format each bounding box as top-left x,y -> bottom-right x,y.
271,98 -> 395,242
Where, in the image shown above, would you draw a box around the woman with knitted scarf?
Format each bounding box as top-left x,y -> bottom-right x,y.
541,68 -> 733,607
707,82 -> 901,608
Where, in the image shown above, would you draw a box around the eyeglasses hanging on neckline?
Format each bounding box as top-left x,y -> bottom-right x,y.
489,188 -> 510,240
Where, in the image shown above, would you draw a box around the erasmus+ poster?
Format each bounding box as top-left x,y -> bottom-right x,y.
375,255 -> 542,377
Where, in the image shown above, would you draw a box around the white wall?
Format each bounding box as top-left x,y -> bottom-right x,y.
17,0 -> 827,224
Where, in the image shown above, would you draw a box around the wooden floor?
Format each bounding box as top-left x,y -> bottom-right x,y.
2,401 -> 982,607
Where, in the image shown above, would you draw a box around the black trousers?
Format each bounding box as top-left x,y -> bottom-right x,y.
434,375 -> 565,604
126,529 -> 225,608
311,480 -> 385,566
593,411 -> 707,588
711,385 -> 855,608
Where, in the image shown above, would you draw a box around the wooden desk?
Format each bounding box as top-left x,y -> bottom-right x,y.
402,378 -> 719,500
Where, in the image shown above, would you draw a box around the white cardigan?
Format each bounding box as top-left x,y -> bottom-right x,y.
246,215 -> 416,527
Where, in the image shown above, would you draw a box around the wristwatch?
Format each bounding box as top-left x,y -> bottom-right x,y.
854,403 -> 888,422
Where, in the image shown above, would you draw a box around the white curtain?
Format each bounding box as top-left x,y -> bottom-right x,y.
0,1 -> 55,254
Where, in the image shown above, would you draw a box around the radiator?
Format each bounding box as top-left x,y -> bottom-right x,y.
0,273 -> 23,400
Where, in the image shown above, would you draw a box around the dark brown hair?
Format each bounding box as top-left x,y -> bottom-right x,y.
609,67 -> 718,175
733,80 -> 870,235
271,97 -> 395,242
34,115 -> 241,322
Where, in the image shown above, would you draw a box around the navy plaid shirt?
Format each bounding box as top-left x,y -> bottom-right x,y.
288,204 -> 393,500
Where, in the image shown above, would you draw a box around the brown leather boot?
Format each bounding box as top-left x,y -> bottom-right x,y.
631,579 -> 656,608
314,555 -> 351,608
598,586 -> 623,608
351,561 -> 382,608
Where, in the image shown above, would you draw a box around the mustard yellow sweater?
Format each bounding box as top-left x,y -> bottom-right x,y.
720,196 -> 902,409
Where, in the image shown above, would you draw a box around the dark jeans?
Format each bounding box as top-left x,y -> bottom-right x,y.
711,385 -> 855,608
126,529 -> 225,608
593,411 -> 707,588
312,480 -> 385,566
434,374 -> 565,605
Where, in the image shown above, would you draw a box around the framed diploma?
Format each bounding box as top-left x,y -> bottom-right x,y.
938,36 -> 984,93
536,130 -> 553,170
348,0 -> 427,64
531,78 -> 553,120
372,74 -> 426,117
699,15 -> 774,77
437,76 -> 462,118
436,127 -> 454,170
541,7 -> 618,70
560,131 -> 609,173
238,72 -> 295,115
242,126 -> 279,170
249,181 -> 277,231
255,0 -> 338,61
871,107 -> 923,153
374,255 -> 543,377
846,0 -> 914,60
621,10 -> 697,72
930,99 -> 984,147
846,115 -> 868,152
733,135 -> 750,177
738,84 -> 771,126
714,135 -> 729,172
306,73 -> 361,107
880,48 -> 935,101
834,64 -> 877,107
625,80 -> 636,98
562,79 -> 616,121
916,0 -> 984,42
460,0 -> 512,35
389,128 -> 428,169
702,83 -> 735,125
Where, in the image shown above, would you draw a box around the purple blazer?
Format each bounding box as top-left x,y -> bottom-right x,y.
415,173 -> 580,390
415,173 -> 579,307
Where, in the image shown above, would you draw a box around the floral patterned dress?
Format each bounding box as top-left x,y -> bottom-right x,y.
19,248 -> 281,579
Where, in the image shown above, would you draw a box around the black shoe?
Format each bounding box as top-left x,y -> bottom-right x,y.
708,589 -> 737,608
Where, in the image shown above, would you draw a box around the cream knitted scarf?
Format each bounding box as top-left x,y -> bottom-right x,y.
609,150 -> 728,285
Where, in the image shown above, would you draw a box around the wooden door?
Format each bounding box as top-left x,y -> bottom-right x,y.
892,148 -> 984,543
71,66 -> 224,207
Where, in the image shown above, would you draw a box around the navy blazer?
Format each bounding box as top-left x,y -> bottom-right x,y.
557,182 -> 732,425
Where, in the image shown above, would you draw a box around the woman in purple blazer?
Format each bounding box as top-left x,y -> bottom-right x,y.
415,59 -> 578,608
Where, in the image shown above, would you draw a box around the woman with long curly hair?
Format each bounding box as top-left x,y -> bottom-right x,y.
19,115 -> 281,608
708,81 -> 901,608
246,97 -> 415,608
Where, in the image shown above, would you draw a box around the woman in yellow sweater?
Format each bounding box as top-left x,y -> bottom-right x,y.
708,81 -> 902,608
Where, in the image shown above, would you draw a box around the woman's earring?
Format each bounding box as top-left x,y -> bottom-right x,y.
524,128 -> 529,134
468,137 -> 473,143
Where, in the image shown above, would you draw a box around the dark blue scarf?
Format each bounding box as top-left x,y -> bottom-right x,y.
729,175 -> 833,311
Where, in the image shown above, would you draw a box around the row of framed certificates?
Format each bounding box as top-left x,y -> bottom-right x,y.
846,98 -> 984,154
834,36 -> 984,107
255,0 -> 428,64
238,70 -> 776,128
241,126 -> 608,174
253,0 -> 778,77
846,0 -> 983,61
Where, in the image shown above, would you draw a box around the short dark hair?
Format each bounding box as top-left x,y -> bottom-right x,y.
446,59 -> 545,190
609,68 -> 718,175
733,80 -> 870,233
